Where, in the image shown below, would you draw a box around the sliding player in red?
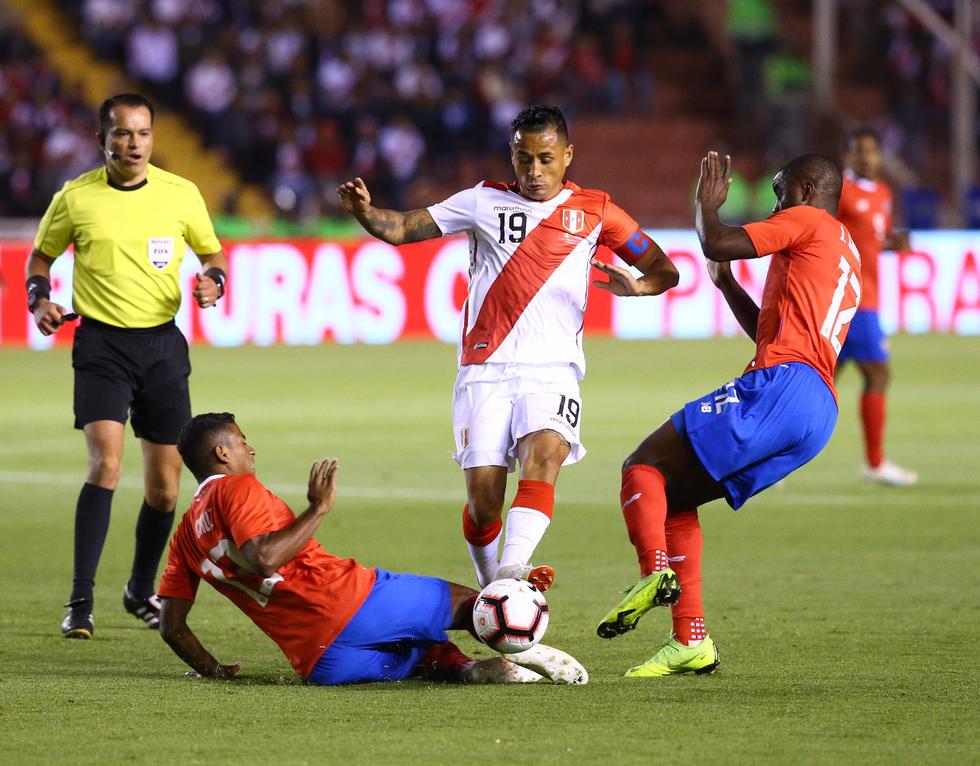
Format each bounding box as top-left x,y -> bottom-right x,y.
597,151 -> 861,677
158,413 -> 587,686
338,106 -> 677,591
837,129 -> 917,486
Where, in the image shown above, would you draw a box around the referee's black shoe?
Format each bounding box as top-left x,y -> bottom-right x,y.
123,586 -> 161,630
61,599 -> 94,639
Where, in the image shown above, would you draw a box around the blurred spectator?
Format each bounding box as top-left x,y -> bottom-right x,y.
763,45 -> 812,163
727,0 -> 777,151
49,0 -> 665,213
0,11 -> 100,216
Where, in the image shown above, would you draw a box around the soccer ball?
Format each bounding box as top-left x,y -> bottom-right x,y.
472,578 -> 549,654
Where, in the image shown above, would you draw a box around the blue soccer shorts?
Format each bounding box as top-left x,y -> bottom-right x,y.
837,309 -> 889,364
305,569 -> 453,685
670,362 -> 838,509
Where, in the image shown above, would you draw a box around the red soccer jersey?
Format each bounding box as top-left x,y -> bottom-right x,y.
158,474 -> 376,677
742,205 -> 863,399
837,174 -> 893,311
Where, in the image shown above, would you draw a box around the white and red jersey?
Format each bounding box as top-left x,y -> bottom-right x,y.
427,180 -> 648,378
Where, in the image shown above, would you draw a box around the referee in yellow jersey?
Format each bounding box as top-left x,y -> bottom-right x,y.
26,93 -> 228,638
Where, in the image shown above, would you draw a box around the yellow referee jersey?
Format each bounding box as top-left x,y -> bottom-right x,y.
34,164 -> 222,328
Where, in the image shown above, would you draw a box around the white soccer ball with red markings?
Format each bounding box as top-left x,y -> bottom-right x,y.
473,578 -> 549,654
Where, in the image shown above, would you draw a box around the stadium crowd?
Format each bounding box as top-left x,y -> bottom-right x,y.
61,0 -> 662,218
1,1 -> 977,224
0,12 -> 100,217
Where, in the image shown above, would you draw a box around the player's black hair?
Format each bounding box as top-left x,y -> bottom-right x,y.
98,93 -> 155,140
781,152 -> 843,200
845,127 -> 881,150
511,105 -> 569,142
177,412 -> 237,478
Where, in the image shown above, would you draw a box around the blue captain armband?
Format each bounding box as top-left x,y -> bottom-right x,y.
614,230 -> 653,266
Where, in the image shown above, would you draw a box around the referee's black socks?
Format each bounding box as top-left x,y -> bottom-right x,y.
70,483 -> 114,604
128,501 -> 175,600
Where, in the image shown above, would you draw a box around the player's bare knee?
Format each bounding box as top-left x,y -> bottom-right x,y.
518,430 -> 569,478
145,486 -> 178,512
86,454 -> 122,488
622,449 -> 657,474
467,492 -> 505,525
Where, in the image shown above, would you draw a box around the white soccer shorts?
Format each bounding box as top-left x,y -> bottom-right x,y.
451,363 -> 586,471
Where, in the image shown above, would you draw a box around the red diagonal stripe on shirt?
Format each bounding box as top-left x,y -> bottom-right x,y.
461,191 -> 600,365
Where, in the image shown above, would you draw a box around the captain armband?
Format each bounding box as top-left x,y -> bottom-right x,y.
613,230 -> 654,266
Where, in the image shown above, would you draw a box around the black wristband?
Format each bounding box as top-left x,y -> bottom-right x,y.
26,275 -> 51,311
204,267 -> 226,298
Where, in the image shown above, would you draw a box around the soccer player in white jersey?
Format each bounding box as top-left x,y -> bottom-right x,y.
338,106 -> 678,589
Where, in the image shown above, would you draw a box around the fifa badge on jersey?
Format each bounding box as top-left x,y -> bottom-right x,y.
148,237 -> 175,270
561,208 -> 585,234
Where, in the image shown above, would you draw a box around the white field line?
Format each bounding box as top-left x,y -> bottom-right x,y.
0,437 -> 80,457
0,469 -> 972,507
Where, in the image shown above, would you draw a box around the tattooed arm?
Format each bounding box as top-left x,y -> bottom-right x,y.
337,177 -> 442,245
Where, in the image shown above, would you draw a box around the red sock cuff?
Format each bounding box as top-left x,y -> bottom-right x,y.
622,463 -> 666,486
512,479 -> 555,519
462,506 -> 502,546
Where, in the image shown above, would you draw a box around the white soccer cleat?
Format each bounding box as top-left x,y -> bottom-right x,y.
493,563 -> 555,592
462,657 -> 544,684
863,460 -> 918,487
506,643 -> 589,685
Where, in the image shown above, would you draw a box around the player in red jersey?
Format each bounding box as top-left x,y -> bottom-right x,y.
836,128 -> 917,486
157,413 -> 587,685
338,106 -> 677,592
596,151 -> 861,677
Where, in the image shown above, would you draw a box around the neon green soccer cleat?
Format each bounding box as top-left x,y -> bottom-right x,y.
596,568 -> 680,639
624,634 -> 720,677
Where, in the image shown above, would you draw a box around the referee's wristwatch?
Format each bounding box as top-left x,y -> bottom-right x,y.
26,275 -> 51,311
204,267 -> 226,299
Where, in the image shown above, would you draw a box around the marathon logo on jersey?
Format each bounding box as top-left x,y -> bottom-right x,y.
148,237 -> 175,270
561,208 -> 585,235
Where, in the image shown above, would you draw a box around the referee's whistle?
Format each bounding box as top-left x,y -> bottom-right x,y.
62,313 -> 79,321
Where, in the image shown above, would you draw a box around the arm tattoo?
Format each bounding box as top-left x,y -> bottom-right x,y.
361,208 -> 441,245
401,209 -> 442,243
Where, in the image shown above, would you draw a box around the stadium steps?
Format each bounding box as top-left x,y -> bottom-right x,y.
5,0 -> 272,220
572,117 -> 728,228
569,35 -> 736,228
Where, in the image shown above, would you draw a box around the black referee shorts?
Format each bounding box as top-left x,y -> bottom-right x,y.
72,318 -> 192,445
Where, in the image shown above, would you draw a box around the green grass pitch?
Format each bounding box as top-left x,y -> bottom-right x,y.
1,335 -> 977,765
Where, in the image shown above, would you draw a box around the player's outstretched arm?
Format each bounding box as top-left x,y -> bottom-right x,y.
695,151 -> 757,262
591,235 -> 679,297
159,597 -> 241,680
337,177 -> 441,245
239,458 -> 339,577
707,260 -> 759,341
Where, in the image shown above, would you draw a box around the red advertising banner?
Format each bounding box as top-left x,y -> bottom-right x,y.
1,232 -> 977,348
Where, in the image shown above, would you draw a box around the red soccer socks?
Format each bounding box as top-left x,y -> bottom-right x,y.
498,480 -> 555,576
462,506 -> 502,588
621,464 -> 669,576
860,392 -> 886,468
666,509 -> 706,646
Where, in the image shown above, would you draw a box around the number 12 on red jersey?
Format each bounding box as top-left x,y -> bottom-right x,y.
821,226 -> 862,356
